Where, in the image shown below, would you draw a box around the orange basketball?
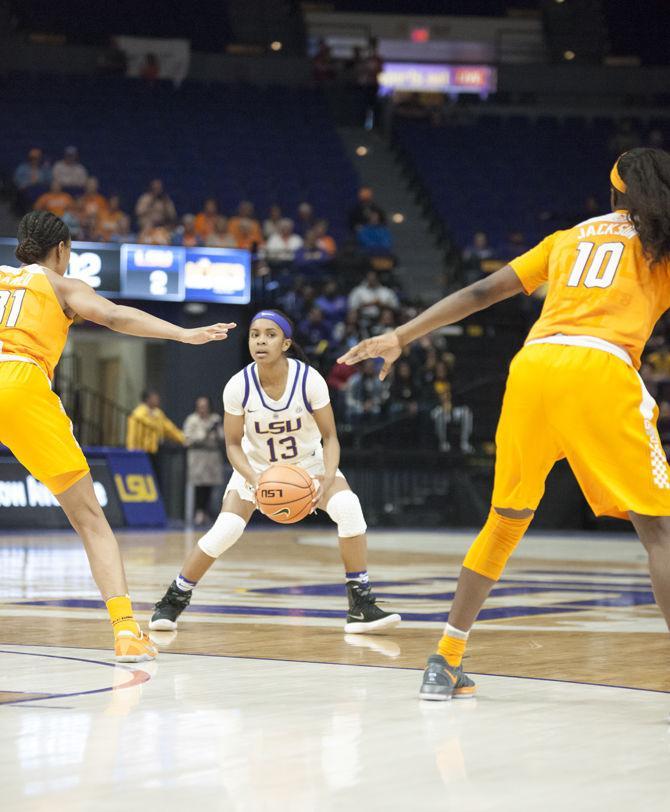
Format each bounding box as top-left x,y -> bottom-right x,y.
256,464 -> 317,524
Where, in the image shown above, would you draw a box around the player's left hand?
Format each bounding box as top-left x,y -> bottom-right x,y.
337,331 -> 401,380
180,322 -> 237,345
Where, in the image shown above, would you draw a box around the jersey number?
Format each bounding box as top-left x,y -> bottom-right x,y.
267,436 -> 298,462
566,241 -> 624,289
0,290 -> 26,327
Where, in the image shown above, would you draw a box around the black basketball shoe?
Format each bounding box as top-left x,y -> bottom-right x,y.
344,582 -> 401,635
149,581 -> 192,631
419,654 -> 477,701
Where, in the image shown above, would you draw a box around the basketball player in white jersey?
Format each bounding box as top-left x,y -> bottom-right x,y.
150,310 -> 401,634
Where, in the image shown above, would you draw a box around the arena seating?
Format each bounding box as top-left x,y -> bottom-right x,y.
1,73 -> 358,241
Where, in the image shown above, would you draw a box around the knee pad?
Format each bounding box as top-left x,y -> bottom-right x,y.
462,508 -> 532,580
326,490 -> 367,538
197,512 -> 246,558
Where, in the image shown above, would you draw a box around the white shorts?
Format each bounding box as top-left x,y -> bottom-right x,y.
224,456 -> 344,505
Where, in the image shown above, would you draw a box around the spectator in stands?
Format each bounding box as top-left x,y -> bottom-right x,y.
263,204 -> 283,239
327,361 -> 358,418
52,146 -> 88,190
183,396 -> 224,526
348,270 -> 399,324
265,218 -> 303,263
316,280 -> 347,330
229,200 -> 263,246
126,390 -> 185,474
296,201 -> 316,236
499,230 -> 530,262
345,359 -> 388,422
109,213 -> 132,244
232,218 -> 262,251
357,41 -> 383,129
429,360 -> 451,401
61,200 -> 84,241
94,195 -> 128,242
293,230 -> 332,276
431,389 -> 474,454
34,180 -> 74,218
312,38 -> 337,83
140,53 -> 160,85
463,231 -> 494,264
297,306 -> 331,362
137,215 -> 172,245
206,216 -> 236,248
13,148 -> 51,191
135,179 -> 177,230
194,198 -> 219,240
348,186 -> 387,232
313,218 -> 337,255
389,360 -> 420,417
96,36 -> 128,75
79,177 -> 108,221
172,214 -> 202,247
356,209 -> 392,253
369,306 -> 397,337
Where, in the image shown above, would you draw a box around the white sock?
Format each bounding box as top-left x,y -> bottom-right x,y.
175,573 -> 197,592
443,622 -> 469,640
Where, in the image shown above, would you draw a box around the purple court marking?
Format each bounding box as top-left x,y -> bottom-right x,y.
0,649 -> 151,707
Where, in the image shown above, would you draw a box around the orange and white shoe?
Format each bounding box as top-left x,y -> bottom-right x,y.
114,630 -> 158,663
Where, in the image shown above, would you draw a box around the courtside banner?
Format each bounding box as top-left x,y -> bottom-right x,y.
103,450 -> 167,527
0,457 -> 124,529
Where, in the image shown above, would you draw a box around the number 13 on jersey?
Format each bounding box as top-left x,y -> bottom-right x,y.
567,241 -> 625,289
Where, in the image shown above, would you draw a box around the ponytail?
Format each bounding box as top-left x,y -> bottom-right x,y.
617,148 -> 670,265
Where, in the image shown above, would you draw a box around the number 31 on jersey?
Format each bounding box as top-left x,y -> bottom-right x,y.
567,241 -> 624,289
0,289 -> 26,327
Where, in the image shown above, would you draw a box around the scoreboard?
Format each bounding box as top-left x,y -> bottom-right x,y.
0,239 -> 251,305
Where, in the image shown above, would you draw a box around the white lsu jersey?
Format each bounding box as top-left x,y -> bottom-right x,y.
223,359 -> 331,472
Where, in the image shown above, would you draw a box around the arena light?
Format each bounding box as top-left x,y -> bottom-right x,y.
392,213 -> 405,224
356,146 -> 368,157
563,50 -> 576,61
270,41 -> 282,51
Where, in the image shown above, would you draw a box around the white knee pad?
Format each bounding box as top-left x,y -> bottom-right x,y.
197,512 -> 246,558
326,490 -> 367,538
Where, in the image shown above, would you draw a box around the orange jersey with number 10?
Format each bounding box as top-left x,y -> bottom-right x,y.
0,263 -> 72,380
510,211 -> 670,369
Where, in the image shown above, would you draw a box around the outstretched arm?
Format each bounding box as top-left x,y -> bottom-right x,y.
61,278 -> 236,344
338,266 -> 523,379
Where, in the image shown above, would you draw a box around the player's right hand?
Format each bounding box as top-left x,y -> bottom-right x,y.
181,322 -> 236,345
337,331 -> 401,381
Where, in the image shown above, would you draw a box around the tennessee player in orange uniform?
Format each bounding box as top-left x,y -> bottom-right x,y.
339,148 -> 670,699
0,211 -> 235,661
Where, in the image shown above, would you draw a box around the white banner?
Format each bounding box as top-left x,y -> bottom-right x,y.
116,35 -> 191,86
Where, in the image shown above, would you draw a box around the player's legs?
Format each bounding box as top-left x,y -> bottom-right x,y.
320,475 -> 401,634
150,482 -> 255,631
629,513 -> 670,631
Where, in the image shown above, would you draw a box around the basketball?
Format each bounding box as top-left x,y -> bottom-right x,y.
256,464 -> 317,524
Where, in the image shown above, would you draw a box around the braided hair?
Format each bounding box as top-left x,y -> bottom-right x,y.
616,148 -> 670,265
15,211 -> 70,265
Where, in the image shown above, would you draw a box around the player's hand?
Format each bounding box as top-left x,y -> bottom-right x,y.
311,475 -> 333,511
180,322 -> 236,345
337,331 -> 402,381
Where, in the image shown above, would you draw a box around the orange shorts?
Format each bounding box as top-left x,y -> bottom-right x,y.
0,361 -> 89,495
492,343 -> 670,519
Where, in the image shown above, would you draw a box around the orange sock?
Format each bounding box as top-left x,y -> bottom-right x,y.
437,624 -> 469,667
106,595 -> 141,637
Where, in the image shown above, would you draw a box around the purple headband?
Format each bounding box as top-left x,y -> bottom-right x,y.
250,310 -> 293,338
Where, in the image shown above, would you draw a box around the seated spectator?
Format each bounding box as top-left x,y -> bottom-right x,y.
297,306 -> 331,361
369,306 -> 396,337
233,217 -> 263,251
293,230 -> 332,275
79,177 -> 108,221
296,201 -> 316,236
194,198 -> 219,240
172,214 -> 202,247
430,360 -> 451,400
357,209 -> 392,253
327,361 -> 358,392
229,201 -> 263,246
13,148 -> 51,191
313,219 -> 337,255
277,275 -> 308,321
431,389 -> 474,454
265,218 -> 303,263
108,213 -> 132,243
316,280 -> 347,329
345,359 -> 388,422
61,200 -> 84,240
206,216 -> 237,248
138,216 -> 172,245
34,180 -> 75,217
52,146 -> 88,190
263,204 -> 283,239
94,195 -> 128,242
312,38 -> 337,82
348,270 -> 399,325
135,179 -> 177,230
463,231 -> 494,264
348,186 -> 387,232
389,360 -> 420,417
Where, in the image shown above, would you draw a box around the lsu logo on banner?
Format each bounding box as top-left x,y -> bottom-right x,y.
114,473 -> 158,503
